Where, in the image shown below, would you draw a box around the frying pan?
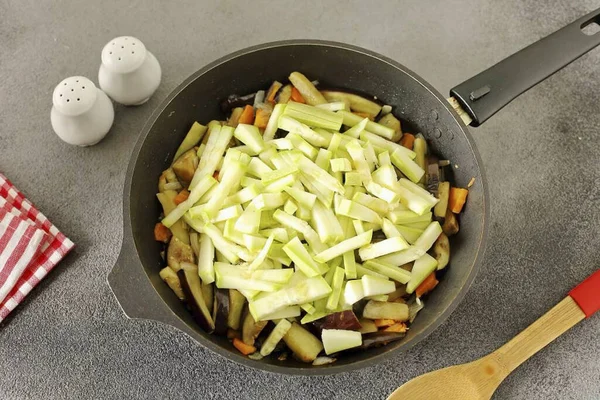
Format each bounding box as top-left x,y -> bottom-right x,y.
108,8 -> 600,374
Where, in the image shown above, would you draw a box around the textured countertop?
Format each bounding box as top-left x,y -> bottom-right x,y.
1,1 -> 599,399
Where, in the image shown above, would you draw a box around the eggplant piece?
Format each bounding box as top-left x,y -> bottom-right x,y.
159,267 -> 185,300
282,322 -> 323,363
387,285 -> 407,302
377,113 -> 402,142
227,289 -> 246,330
212,288 -> 230,335
442,209 -> 460,236
434,181 -> 450,220
157,190 -> 189,245
320,90 -> 382,117
227,107 -> 244,127
172,148 -> 198,186
426,155 -> 440,197
289,72 -> 327,105
430,233 -> 450,270
362,300 -> 409,321
275,84 -> 292,104
359,331 -> 406,349
167,236 -> 195,272
242,312 -> 268,346
314,310 -> 362,331
202,283 -> 214,318
177,268 -> 215,332
220,92 -> 256,113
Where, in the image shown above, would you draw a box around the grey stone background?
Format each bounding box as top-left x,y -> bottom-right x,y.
1,0 -> 599,399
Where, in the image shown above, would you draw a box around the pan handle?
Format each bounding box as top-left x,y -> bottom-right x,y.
107,241 -> 192,334
450,8 -> 600,126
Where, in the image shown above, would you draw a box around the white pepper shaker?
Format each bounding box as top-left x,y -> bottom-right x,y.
50,76 -> 114,146
98,36 -> 161,105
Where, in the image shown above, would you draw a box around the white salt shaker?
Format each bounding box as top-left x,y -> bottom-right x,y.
50,76 -> 114,146
98,36 -> 161,105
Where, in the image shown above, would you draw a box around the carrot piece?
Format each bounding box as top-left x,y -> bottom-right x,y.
154,223 -> 172,243
374,319 -> 396,328
233,337 -> 256,355
383,322 -> 408,333
266,81 -> 283,103
173,189 -> 190,205
400,133 -> 415,149
415,272 -> 439,298
448,187 -> 469,213
254,108 -> 272,129
352,111 -> 374,121
238,105 -> 255,125
290,87 -> 306,103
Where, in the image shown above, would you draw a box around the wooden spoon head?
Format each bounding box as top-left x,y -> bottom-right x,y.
387,358 -> 504,400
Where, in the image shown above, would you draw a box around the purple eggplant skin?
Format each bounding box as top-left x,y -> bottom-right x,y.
177,269 -> 215,333
212,289 -> 230,335
426,155 -> 440,197
314,310 -> 362,331
359,331 -> 406,350
220,93 -> 256,113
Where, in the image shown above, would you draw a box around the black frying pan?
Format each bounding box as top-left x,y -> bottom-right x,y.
108,9 -> 600,375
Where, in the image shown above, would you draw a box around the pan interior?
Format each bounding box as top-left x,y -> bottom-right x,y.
126,42 -> 486,372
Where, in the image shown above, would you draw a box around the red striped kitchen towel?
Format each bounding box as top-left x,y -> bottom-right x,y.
0,173 -> 75,323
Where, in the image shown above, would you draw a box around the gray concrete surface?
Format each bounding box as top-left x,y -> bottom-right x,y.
1,0 -> 599,399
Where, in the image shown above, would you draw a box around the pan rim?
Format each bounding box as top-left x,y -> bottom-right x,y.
116,39 -> 489,375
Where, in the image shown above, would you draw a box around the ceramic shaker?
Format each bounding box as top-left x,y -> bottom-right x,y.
50,76 -> 114,146
98,36 -> 161,105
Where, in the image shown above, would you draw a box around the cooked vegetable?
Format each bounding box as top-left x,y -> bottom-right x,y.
359,331 -> 406,349
358,318 -> 378,334
227,289 -> 246,330
178,267 -> 215,332
154,222 -> 172,243
242,312 -> 268,346
322,329 -> 362,355
315,310 -> 362,331
290,87 -> 306,103
362,300 -> 409,321
320,90 -> 382,117
260,319 -> 292,356
233,337 -> 256,355
415,272 -> 439,298
159,267 -> 185,300
238,105 -> 255,125
227,107 -> 244,127
254,108 -> 271,129
383,322 -> 408,333
173,189 -> 190,205
173,122 -> 207,162
283,322 -> 323,362
377,113 -> 402,142
213,289 -> 230,335
449,187 -> 469,213
434,181 -> 450,219
167,236 -> 195,272
289,72 -> 326,105
155,72 -> 471,364
431,233 -> 450,270
172,149 -> 199,185
276,84 -> 293,104
266,81 -> 283,104
399,133 -> 415,149
406,253 -> 438,294
373,319 -> 396,328
442,209 -> 460,236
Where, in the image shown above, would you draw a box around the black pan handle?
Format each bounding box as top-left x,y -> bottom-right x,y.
450,8 -> 600,126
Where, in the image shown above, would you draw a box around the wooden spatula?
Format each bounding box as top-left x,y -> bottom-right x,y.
387,269 -> 600,400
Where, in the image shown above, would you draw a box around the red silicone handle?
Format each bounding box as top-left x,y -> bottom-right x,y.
569,269 -> 600,318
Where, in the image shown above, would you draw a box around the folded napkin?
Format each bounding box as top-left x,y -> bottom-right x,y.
0,174 -> 74,323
